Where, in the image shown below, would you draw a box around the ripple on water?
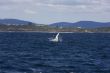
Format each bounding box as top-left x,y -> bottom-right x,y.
0,33 -> 110,73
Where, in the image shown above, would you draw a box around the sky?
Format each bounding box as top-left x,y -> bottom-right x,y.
0,0 -> 110,24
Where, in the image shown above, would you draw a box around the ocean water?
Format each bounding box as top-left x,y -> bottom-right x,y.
0,32 -> 110,73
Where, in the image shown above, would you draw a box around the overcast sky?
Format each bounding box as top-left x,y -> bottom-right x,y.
0,0 -> 110,24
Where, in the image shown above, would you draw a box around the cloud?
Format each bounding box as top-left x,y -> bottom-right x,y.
0,0 -> 110,23
31,0 -> 110,13
34,0 -> 105,6
24,9 -> 37,14
0,0 -> 109,11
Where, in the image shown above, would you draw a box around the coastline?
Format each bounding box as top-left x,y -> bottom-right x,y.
0,31 -> 110,33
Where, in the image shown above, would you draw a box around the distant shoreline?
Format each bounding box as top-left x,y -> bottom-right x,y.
0,31 -> 110,33
0,31 -> 75,33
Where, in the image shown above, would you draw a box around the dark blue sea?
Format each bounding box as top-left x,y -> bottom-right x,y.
0,32 -> 110,73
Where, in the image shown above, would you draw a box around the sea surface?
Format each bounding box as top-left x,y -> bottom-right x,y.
0,32 -> 110,73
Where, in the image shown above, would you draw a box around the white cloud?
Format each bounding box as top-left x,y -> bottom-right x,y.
0,0 -> 110,23
24,9 -> 37,14
0,0 -> 109,11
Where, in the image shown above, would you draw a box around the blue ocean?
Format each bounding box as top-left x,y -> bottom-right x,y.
0,32 -> 110,73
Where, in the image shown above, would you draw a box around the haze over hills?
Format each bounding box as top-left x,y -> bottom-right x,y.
0,19 -> 110,33
50,21 -> 110,28
0,19 -> 110,28
0,19 -> 34,25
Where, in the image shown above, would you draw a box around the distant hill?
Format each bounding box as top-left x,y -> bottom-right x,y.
0,19 -> 110,32
50,21 -> 110,28
0,19 -> 34,25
